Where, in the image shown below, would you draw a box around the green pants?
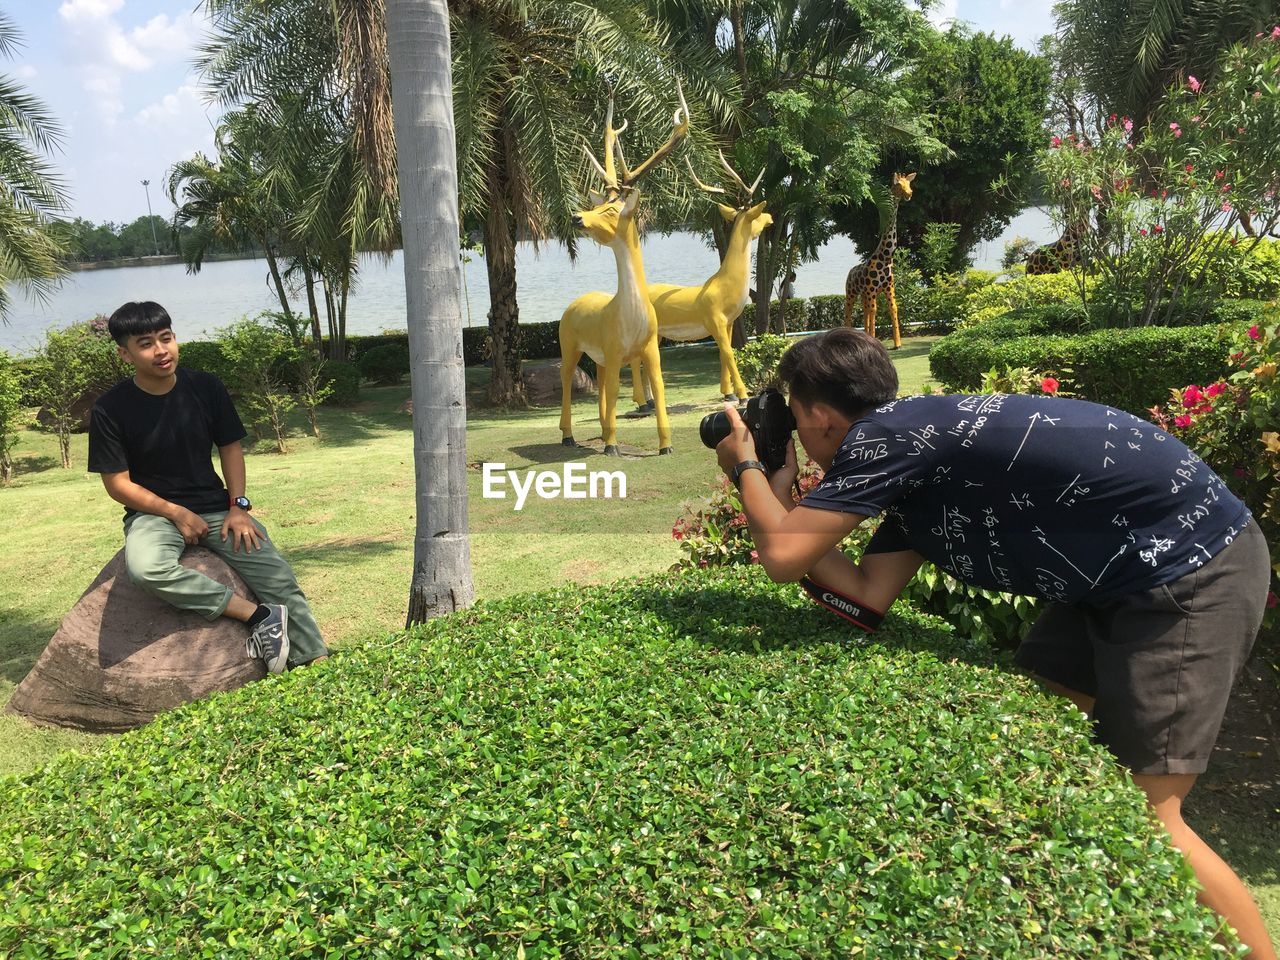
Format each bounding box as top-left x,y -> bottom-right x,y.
123,511 -> 329,667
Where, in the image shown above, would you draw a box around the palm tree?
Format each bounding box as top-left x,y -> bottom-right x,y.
199,0 -> 400,360
0,10 -> 69,316
1055,0 -> 1276,124
167,112 -> 297,325
385,0 -> 475,622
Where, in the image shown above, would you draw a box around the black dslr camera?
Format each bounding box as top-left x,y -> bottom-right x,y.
699,387 -> 797,473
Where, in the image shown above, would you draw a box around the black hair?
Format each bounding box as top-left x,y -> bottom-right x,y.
776,328 -> 898,418
107,301 -> 172,345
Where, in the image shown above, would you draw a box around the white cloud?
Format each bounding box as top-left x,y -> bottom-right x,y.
134,83 -> 204,126
58,0 -> 124,23
926,0 -> 960,29
58,4 -> 203,127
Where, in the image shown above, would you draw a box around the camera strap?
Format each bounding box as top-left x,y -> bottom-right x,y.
799,577 -> 884,633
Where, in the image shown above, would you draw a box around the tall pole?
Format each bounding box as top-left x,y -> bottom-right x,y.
140,179 -> 159,256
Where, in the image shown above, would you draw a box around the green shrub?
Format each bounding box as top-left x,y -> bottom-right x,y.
0,352 -> 21,485
320,360 -> 361,406
356,343 -> 410,386
0,568 -> 1227,958
736,334 -> 790,394
178,340 -> 236,386
801,294 -> 846,331
216,319 -> 297,454
930,322 -> 1231,413
959,271 -> 1089,327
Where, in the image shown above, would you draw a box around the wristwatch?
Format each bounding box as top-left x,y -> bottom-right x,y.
231,495 -> 252,511
730,460 -> 767,488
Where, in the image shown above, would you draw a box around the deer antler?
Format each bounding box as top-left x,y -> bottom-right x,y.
718,149 -> 765,202
621,79 -> 690,186
685,157 -> 726,195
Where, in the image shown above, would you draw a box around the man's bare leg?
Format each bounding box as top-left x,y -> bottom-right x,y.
1134,773 -> 1276,958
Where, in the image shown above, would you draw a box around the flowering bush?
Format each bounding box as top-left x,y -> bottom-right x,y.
978,365 -> 1071,397
1149,314 -> 1280,614
1039,30 -> 1280,327
672,460 -> 834,569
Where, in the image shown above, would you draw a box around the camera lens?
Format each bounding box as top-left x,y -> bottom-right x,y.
699,411 -> 732,449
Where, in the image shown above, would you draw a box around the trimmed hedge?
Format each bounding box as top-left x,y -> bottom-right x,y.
0,568 -> 1225,958
930,315 -> 1235,413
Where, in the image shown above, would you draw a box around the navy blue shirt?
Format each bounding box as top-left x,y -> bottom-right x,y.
801,394 -> 1251,603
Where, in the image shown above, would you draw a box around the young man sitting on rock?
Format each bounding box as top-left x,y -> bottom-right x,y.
88,301 -> 329,674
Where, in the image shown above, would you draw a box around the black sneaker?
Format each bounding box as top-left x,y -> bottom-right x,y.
246,604 -> 290,674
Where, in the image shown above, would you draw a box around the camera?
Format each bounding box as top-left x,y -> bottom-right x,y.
700,387 -> 797,473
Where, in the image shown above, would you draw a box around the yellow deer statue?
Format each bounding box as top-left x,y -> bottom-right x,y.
559,85 -> 689,456
630,152 -> 771,406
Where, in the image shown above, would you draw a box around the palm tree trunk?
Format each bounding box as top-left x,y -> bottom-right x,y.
386,0 -> 475,624
483,164 -> 525,406
302,260 -> 323,348
262,240 -> 294,321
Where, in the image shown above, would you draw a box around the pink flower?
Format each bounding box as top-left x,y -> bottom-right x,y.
698,559 -> 709,568
1268,591 -> 1279,610
1061,177 -> 1072,188
1249,325 -> 1262,340
1153,224 -> 1164,234
1186,164 -> 1195,173
1091,184 -> 1104,200
1222,201 -> 1233,212
1188,76 -> 1201,92
1123,118 -> 1133,132
749,549 -> 759,563
1205,382 -> 1226,398
1272,25 -> 1280,38
1191,115 -> 1202,123
1169,122 -> 1180,132
1215,170 -> 1225,179
1051,135 -> 1062,147
1173,128 -> 1182,137
1174,414 -> 1193,429
1182,385 -> 1203,407
1040,377 -> 1059,394
1139,228 -> 1148,236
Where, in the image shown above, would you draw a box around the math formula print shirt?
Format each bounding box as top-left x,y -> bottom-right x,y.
800,394 -> 1251,603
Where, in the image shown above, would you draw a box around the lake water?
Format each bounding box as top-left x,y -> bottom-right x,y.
1,208 -> 1055,353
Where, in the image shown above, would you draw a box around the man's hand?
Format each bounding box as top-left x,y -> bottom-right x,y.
170,507 -> 210,545
715,403 -> 759,477
221,507 -> 263,553
769,438 -> 800,503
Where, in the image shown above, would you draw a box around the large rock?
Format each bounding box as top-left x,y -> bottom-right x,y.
523,360 -> 595,406
7,548 -> 266,733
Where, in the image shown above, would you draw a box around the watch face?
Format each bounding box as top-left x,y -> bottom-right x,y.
234,496 -> 251,510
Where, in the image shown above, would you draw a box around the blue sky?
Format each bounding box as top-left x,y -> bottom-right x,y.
6,0 -> 1057,226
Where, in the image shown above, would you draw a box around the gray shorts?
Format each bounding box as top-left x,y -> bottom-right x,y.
1013,521 -> 1270,775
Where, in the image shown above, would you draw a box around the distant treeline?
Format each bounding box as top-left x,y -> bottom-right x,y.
50,215 -> 253,264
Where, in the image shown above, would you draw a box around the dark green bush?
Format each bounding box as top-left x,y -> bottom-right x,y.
320,359 -> 360,406
930,321 -> 1232,413
0,569 -> 1226,958
177,340 -> 236,387
356,343 -> 410,385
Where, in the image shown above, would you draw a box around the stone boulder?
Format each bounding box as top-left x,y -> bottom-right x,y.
523,360 -> 595,406
6,548 -> 266,733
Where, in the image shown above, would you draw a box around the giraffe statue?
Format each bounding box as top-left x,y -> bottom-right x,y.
1025,217 -> 1088,275
843,171 -> 915,348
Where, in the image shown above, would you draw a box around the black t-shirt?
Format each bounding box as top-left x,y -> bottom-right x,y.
800,394 -> 1251,603
88,368 -> 247,519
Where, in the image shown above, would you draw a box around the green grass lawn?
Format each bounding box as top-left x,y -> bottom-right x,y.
0,333 -> 1275,949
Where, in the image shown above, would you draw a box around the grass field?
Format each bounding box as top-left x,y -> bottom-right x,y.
0,334 -> 1274,948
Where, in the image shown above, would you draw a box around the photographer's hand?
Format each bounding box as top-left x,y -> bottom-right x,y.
770,438 -> 799,504
715,403 -> 758,477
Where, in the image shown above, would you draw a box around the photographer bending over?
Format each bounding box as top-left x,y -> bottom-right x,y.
714,327 -> 1273,957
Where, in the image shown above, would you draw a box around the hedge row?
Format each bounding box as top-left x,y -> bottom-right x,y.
0,567 -> 1225,958
928,308 -> 1248,413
